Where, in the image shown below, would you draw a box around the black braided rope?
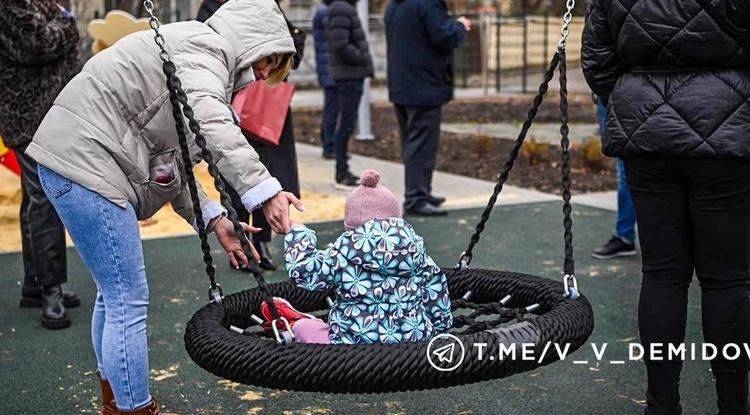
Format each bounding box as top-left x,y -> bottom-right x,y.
184,269 -> 594,393
161,61 -> 280,320
558,51 -> 575,276
461,53 -> 561,265
162,63 -> 218,293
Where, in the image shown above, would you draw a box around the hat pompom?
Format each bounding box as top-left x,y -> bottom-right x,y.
360,169 -> 380,188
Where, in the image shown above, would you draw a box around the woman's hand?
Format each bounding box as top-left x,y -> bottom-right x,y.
262,191 -> 305,234
213,216 -> 261,269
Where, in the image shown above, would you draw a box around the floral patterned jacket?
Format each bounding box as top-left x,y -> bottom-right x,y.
284,218 -> 453,344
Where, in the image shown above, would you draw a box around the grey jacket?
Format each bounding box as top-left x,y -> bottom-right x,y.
27,0 -> 295,225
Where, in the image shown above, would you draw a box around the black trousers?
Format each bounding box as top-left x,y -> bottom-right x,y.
625,155 -> 750,412
16,146 -> 67,288
320,86 -> 338,155
394,104 -> 442,210
334,79 -> 363,179
224,111 -> 300,243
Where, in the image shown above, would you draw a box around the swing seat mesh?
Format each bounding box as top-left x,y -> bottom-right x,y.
184,268 -> 594,393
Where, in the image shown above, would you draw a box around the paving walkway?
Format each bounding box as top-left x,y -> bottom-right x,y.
296,143 -> 559,211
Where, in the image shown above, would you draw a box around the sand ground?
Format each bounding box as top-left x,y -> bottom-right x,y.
0,163 -> 345,253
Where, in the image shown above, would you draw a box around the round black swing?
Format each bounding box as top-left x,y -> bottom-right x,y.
142,0 -> 593,393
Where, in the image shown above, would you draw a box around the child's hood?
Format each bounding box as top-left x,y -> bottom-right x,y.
205,0 -> 296,91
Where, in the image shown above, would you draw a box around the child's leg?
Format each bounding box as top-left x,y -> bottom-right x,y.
293,318 -> 331,344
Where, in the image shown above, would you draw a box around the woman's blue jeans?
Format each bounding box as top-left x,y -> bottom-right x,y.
38,164 -> 151,410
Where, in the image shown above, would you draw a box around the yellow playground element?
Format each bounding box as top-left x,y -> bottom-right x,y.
87,10 -> 150,54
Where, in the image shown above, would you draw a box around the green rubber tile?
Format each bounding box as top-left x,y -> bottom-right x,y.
0,203 -> 713,414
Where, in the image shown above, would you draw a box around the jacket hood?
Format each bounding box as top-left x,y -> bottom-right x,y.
206,0 -> 296,91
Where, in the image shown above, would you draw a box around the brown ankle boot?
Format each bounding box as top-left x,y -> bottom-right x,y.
97,372 -> 117,415
103,397 -> 177,415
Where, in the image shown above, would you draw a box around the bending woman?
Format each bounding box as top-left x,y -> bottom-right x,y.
26,0 -> 302,413
583,1 -> 750,413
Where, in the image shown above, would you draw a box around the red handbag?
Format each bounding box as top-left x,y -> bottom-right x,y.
231,80 -> 295,146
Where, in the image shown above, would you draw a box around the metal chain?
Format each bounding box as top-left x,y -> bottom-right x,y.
143,1 -> 170,62
558,0 -> 576,51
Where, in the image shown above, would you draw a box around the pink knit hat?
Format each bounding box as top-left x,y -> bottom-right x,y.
344,170 -> 402,230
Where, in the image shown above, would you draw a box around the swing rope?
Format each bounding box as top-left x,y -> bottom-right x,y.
458,0 -> 578,299
142,1 -> 281,322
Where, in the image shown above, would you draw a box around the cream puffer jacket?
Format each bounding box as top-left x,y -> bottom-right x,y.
27,0 -> 295,225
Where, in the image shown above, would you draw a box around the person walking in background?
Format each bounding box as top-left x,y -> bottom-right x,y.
385,0 -> 470,216
591,96 -> 637,260
313,0 -> 337,160
198,0 -> 305,271
0,0 -> 81,329
325,0 -> 374,188
584,1 -> 750,413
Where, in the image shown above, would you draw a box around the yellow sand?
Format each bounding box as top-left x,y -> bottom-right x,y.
0,164 -> 345,253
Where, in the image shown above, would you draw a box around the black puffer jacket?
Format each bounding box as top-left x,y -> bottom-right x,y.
325,0 -> 374,81
582,0 -> 750,159
0,0 -> 79,150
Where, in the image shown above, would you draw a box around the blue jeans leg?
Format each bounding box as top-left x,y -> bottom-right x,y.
322,86 -> 339,155
616,158 -> 637,242
38,164 -> 151,410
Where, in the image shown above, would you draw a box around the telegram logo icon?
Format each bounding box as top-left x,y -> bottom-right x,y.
427,333 -> 466,372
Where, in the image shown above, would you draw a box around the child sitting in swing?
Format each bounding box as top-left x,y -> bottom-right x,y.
260,169 -> 453,344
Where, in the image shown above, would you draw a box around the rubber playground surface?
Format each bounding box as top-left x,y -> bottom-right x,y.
0,203 -> 715,414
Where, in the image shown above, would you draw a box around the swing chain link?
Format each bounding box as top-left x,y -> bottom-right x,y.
558,0 -> 576,51
143,0 -> 171,62
563,274 -> 579,300
455,251 -> 471,271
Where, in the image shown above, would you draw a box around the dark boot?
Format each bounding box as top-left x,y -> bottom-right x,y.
98,372 -> 116,415
40,285 -> 71,329
102,396 -> 177,415
253,240 -> 277,271
715,370 -> 750,415
20,284 -> 81,308
644,364 -> 683,415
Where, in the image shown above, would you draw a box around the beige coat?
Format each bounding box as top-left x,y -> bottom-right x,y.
27,0 -> 295,225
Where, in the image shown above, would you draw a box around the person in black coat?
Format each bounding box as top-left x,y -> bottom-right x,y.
325,0 -> 373,188
313,0 -> 337,159
0,0 -> 82,329
583,1 -> 750,413
197,0 -> 303,271
385,0 -> 470,216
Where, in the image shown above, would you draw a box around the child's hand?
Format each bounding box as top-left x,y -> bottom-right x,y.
214,217 -> 261,269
